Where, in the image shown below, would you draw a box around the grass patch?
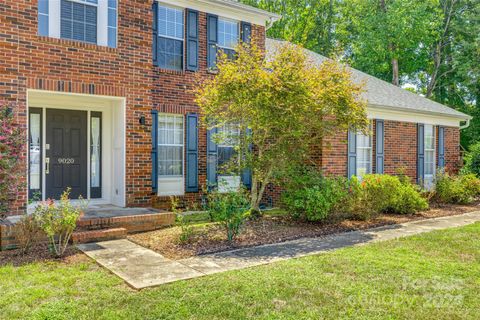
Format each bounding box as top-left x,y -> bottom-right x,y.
2,223 -> 480,319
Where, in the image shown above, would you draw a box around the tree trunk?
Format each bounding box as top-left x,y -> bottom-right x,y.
426,0 -> 456,98
391,57 -> 399,86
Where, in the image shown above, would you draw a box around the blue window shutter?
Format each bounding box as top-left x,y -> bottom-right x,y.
347,129 -> 357,178
207,14 -> 218,69
151,110 -> 158,193
241,21 -> 252,44
207,127 -> 218,189
417,124 -> 425,184
152,2 -> 158,66
186,9 -> 199,71
438,126 -> 445,168
186,113 -> 199,192
241,128 -> 252,189
375,120 -> 385,174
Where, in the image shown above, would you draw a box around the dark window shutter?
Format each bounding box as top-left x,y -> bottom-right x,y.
186,113 -> 199,192
241,21 -> 252,44
151,110 -> 158,193
438,126 -> 445,168
417,124 -> 425,184
241,128 -> 252,189
152,2 -> 158,66
207,127 -> 218,189
347,129 -> 357,178
186,9 -> 199,71
375,120 -> 385,174
207,14 -> 218,69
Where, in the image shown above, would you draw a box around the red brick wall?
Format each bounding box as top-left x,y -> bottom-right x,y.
0,0 -> 265,214
383,120 -> 418,180
443,126 -> 461,174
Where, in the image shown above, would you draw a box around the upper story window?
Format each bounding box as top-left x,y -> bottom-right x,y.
157,5 -> 184,71
61,0 -> 98,44
38,0 -> 117,48
218,18 -> 239,59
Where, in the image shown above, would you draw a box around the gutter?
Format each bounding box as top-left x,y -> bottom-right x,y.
368,103 -> 472,122
200,0 -> 282,22
460,119 -> 471,130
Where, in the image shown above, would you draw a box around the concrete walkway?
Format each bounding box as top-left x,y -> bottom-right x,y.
78,211 -> 480,289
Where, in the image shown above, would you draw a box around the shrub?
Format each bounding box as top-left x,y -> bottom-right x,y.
463,142 -> 480,177
435,172 -> 480,204
34,188 -> 85,257
0,105 -> 23,218
171,196 -> 194,244
207,188 -> 250,241
282,176 -> 349,222
348,174 -> 428,219
15,214 -> 42,254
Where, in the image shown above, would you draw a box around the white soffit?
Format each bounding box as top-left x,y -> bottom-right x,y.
157,0 -> 280,26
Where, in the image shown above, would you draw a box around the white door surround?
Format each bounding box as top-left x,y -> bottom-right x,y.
27,89 -> 126,207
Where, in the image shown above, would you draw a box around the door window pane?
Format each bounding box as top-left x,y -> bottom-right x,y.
158,114 -> 184,177
91,116 -> 101,188
29,113 -> 41,191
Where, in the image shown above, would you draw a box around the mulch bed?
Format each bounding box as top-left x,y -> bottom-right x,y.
128,201 -> 480,260
0,243 -> 88,267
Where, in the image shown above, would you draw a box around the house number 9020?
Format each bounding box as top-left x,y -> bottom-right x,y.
58,158 -> 75,164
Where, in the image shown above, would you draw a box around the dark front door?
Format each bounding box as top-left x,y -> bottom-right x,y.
46,109 -> 88,199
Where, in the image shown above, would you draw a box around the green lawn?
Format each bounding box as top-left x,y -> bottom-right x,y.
2,224 -> 480,320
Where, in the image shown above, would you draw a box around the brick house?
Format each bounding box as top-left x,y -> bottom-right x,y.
0,0 -> 471,216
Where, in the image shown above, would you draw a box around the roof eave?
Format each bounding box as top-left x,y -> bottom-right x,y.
203,0 -> 281,22
368,103 -> 472,121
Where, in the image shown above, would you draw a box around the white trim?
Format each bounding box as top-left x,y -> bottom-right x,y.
367,106 -> 463,127
47,0 -> 110,47
156,0 -> 279,26
27,90 -> 126,207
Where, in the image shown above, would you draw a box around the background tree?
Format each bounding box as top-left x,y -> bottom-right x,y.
243,0 -> 479,149
196,43 -> 368,212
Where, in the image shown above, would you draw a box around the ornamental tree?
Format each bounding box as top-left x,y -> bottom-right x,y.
196,42 -> 368,212
0,105 -> 24,218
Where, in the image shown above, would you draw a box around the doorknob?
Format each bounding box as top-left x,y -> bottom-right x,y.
45,157 -> 50,175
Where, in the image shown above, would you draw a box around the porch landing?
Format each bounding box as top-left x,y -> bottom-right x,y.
0,206 -> 175,250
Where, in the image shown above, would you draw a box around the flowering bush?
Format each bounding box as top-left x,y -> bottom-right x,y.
0,105 -> 23,218
34,188 -> 85,256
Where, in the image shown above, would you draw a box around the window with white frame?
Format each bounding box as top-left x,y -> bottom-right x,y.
424,125 -> 435,178
38,0 -> 118,48
158,114 -> 184,177
217,123 -> 240,171
356,127 -> 372,180
60,0 -> 98,44
218,18 -> 239,59
157,4 -> 184,70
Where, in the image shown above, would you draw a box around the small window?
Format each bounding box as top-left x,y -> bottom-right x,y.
38,0 -> 49,36
29,110 -> 42,199
158,114 -> 184,177
424,125 -> 435,176
356,127 -> 372,180
157,5 -> 184,71
107,0 -> 117,48
218,18 -> 239,59
60,0 -> 98,44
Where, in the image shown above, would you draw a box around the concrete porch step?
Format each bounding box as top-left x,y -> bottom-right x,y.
72,228 -> 127,244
